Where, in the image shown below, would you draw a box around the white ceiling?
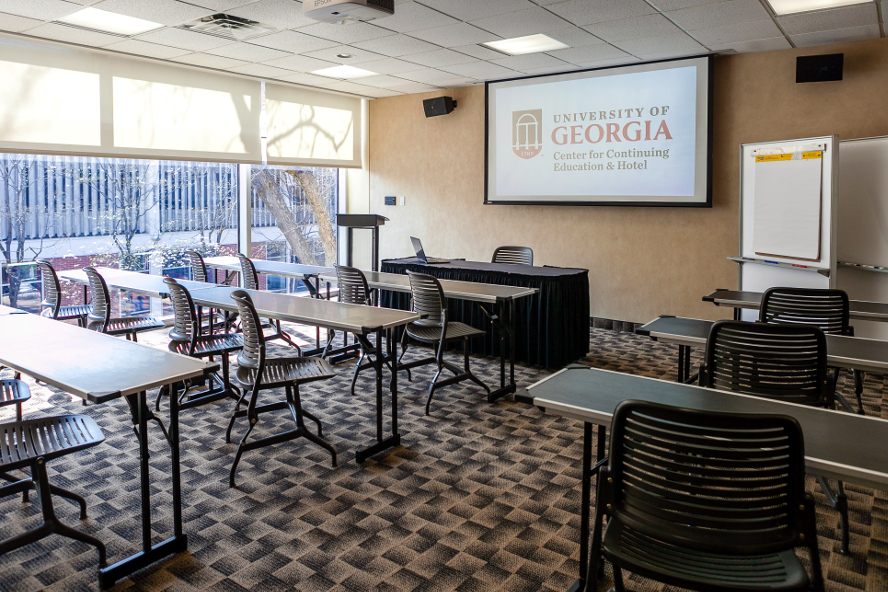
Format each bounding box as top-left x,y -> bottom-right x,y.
0,0 -> 884,98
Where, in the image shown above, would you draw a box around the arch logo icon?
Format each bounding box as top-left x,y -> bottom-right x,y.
512,109 -> 542,159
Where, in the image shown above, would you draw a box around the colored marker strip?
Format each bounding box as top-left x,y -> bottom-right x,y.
755,151 -> 822,162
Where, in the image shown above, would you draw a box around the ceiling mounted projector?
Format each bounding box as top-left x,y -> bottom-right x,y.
303,0 -> 394,25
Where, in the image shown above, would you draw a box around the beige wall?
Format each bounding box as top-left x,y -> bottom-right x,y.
361,37 -> 888,323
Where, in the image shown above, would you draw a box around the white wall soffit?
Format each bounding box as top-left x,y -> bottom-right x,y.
265,82 -> 362,168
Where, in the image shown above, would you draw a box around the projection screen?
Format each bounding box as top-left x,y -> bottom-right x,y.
485,55 -> 713,206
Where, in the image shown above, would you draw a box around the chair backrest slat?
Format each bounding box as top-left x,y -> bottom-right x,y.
492,246 -> 533,266
230,290 -> 264,369
335,265 -> 371,305
83,267 -> 112,327
186,250 -> 208,283
608,400 -> 807,554
164,278 -> 197,347
702,320 -> 830,407
407,271 -> 446,326
760,287 -> 850,335
238,254 -> 259,290
36,260 -> 62,318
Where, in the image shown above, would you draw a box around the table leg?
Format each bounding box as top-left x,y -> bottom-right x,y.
733,307 -> 741,321
570,423 -> 608,592
355,328 -> 400,462
677,345 -> 687,382
169,383 -> 184,539
138,391 -> 151,551
488,298 -> 517,403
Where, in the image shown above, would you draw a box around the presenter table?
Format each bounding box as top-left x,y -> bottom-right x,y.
381,258 -> 590,369
704,289 -> 888,322
524,365 -> 888,592
0,313 -> 217,588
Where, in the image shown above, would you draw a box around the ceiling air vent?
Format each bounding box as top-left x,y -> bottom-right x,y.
179,14 -> 277,41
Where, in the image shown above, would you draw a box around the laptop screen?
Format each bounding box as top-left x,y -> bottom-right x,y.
410,236 -> 427,262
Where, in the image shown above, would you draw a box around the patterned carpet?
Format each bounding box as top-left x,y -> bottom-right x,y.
0,325 -> 885,591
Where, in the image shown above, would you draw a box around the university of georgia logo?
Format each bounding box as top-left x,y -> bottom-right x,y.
512,109 -> 542,159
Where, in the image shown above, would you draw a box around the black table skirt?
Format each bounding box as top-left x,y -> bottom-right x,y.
380,258 -> 590,369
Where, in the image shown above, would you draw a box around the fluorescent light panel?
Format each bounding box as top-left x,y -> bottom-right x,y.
58,7 -> 163,36
482,34 -> 569,56
312,65 -> 376,79
766,0 -> 871,15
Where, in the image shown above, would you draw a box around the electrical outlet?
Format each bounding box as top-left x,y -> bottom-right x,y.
399,196 -> 405,206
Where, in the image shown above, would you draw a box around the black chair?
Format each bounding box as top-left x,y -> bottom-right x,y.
701,320 -> 851,554
397,271 -> 490,414
760,286 -> 864,414
36,260 -> 90,326
492,246 -> 533,266
186,250 -> 210,283
588,399 -> 824,592
0,415 -> 106,569
154,278 -> 244,411
236,254 -> 300,351
0,379 -> 30,422
226,290 -> 337,487
328,265 -> 391,396
83,267 -> 165,341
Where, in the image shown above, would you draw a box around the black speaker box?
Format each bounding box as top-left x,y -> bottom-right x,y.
797,53 -> 843,83
423,96 -> 456,117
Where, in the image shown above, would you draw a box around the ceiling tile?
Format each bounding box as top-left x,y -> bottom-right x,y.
136,27 -> 235,51
544,26 -> 603,48
358,57 -> 425,74
573,55 -> 642,68
403,48 -> 480,66
0,0 -> 80,20
353,74 -> 413,88
170,52 -> 248,69
414,0 -> 536,21
324,80 -> 378,93
103,38 -> 192,58
261,53 -> 337,72
433,78 -> 478,87
547,0 -> 657,26
449,43 -> 506,60
61,0 -> 105,4
274,71 -> 335,86
301,44 -> 386,64
227,0 -> 316,30
360,87 -> 404,98
614,32 -> 705,55
777,3 -> 878,35
206,41 -> 289,62
352,33 -> 439,57
666,0 -> 771,31
584,13 -> 682,43
708,36 -> 791,53
24,23 -> 122,47
519,64 -> 581,75
490,52 -> 569,70
185,0 -> 261,10
691,19 -> 782,45
248,30 -> 338,53
372,1 -> 457,33
225,62 -> 293,78
387,81 -> 442,92
790,23 -> 880,47
649,0 -> 725,9
439,60 -> 518,79
547,43 -> 630,63
469,7 -> 571,38
411,23 -> 499,47
393,67 -> 462,82
91,0 -> 212,26
296,22 -> 395,44
0,12 -> 44,32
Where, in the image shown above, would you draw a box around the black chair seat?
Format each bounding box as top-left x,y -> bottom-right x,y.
406,322 -> 485,343
235,357 -> 335,389
43,304 -> 91,321
602,518 -> 810,592
0,380 -> 30,409
0,415 -> 104,472
169,333 -> 244,357
88,316 -> 166,336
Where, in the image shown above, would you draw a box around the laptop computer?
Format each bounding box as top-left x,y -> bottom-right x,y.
410,237 -> 450,264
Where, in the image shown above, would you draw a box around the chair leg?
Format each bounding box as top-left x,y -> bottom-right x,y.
425,340 -> 447,415
229,418 -> 257,488
350,348 -> 366,397
287,385 -> 336,468
462,337 -> 491,395
612,565 -> 626,592
854,370 -> 866,415
226,387 -> 250,444
155,384 -> 168,411
816,475 -> 850,554
398,330 -> 412,383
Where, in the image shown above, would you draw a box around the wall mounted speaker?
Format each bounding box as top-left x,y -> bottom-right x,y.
797,53 -> 843,83
423,96 -> 457,117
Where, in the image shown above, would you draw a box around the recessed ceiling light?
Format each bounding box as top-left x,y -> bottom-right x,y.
482,34 -> 569,56
765,0 -> 870,15
336,53 -> 355,59
58,7 -> 164,36
312,65 -> 377,79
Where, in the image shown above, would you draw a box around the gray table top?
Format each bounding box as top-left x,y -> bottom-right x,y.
190,286 -> 420,334
0,304 -> 28,316
58,268 -> 219,298
319,269 -> 537,304
704,289 -> 888,322
637,315 -> 888,374
0,313 -> 215,403
527,365 -> 888,490
203,256 -> 333,280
